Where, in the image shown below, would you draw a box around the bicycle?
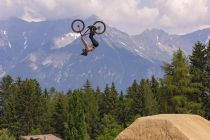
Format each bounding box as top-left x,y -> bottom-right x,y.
71,19 -> 106,36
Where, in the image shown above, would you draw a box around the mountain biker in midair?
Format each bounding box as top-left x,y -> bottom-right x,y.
80,25 -> 99,56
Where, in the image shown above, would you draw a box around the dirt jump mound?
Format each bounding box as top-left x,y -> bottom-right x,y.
115,114 -> 210,140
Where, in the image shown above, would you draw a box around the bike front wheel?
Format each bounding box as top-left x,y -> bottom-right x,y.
93,21 -> 106,34
71,19 -> 85,33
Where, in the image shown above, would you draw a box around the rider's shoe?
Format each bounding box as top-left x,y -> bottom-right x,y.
81,49 -> 88,56
88,25 -> 96,29
88,25 -> 97,35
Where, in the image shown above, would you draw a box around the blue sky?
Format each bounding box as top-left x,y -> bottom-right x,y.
0,0 -> 210,35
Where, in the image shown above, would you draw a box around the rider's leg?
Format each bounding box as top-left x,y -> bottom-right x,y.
89,27 -> 99,47
80,36 -> 95,51
89,35 -> 99,47
80,36 -> 89,56
80,36 -> 89,50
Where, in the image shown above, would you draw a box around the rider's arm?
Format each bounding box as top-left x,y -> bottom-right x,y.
80,35 -> 89,50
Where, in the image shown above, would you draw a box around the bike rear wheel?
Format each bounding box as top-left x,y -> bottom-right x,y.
71,19 -> 85,33
93,21 -> 106,34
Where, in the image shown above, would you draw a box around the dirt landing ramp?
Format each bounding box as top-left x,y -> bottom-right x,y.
115,114 -> 210,140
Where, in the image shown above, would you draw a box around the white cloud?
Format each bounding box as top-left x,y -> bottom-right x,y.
156,0 -> 209,33
0,0 -> 210,34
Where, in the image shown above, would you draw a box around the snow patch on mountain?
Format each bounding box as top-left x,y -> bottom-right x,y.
42,53 -> 72,68
119,41 -> 127,46
0,29 -> 7,35
156,42 -> 176,55
23,32 -> 28,49
138,45 -> 145,50
3,30 -> 6,35
27,54 -> 39,70
0,29 -> 11,48
55,71 -> 62,83
53,32 -> 80,48
29,63 -> 38,71
28,54 -> 37,62
8,42 -> 12,48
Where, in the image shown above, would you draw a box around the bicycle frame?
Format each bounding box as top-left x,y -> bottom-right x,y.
82,28 -> 91,36
77,26 -> 90,36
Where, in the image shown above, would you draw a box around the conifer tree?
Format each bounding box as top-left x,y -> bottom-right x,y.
82,80 -> 100,139
4,79 -> 46,136
206,40 -> 210,84
140,79 -> 158,115
203,40 -> 210,119
161,49 -> 203,114
0,75 -> 13,114
127,80 -> 143,118
127,80 -> 138,98
99,84 -> 109,118
207,40 -> 210,111
130,81 -> 144,117
116,92 -> 132,128
189,42 -> 207,92
206,40 -> 210,79
100,83 -> 118,117
2,83 -> 20,136
51,93 -> 67,139
65,90 -> 89,140
109,83 -> 118,117
189,42 -> 210,118
149,76 -> 159,97
190,42 -> 207,73
96,115 -> 122,140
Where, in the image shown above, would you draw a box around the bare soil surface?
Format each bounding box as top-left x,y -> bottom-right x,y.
115,114 -> 210,140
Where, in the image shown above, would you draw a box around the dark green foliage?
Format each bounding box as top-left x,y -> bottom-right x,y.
40,89 -> 54,134
127,80 -> 143,117
190,42 -> 207,71
205,41 -> 210,87
99,83 -> 118,117
127,80 -> 138,98
206,40 -> 210,78
0,129 -> 15,140
140,80 -> 158,115
109,83 -> 119,117
189,41 -> 210,119
29,128 -> 41,135
126,79 -> 158,118
205,41 -> 210,119
99,84 -> 109,117
51,93 -> 67,139
96,115 -> 123,140
149,76 -> 159,98
116,92 -> 133,128
82,80 -> 100,139
189,42 -> 207,93
64,90 -> 89,140
3,78 -> 46,137
0,75 -> 13,114
161,49 -> 203,114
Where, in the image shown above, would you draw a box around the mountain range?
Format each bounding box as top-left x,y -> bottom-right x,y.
0,15 -> 210,91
